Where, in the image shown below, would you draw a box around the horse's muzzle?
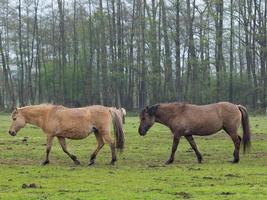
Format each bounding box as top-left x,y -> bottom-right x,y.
138,127 -> 147,136
9,131 -> 16,136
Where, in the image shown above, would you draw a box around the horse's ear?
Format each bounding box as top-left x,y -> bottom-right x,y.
148,105 -> 158,116
145,106 -> 149,110
15,108 -> 18,113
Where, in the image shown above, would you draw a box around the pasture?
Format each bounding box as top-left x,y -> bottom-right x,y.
0,113 -> 266,199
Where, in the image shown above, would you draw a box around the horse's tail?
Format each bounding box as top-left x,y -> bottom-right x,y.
110,110 -> 125,151
120,108 -> 126,124
238,105 -> 251,153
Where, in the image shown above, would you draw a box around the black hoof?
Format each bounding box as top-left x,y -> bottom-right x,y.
232,159 -> 239,163
88,160 -> 95,166
41,160 -> 49,166
74,160 -> 80,165
110,158 -> 117,165
228,159 -> 239,164
165,159 -> 173,165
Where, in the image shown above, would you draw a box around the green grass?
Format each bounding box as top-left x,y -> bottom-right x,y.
0,114 -> 267,199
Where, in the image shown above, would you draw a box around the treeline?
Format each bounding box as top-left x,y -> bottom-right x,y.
0,0 -> 266,111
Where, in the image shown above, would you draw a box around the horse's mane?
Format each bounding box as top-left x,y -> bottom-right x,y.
142,102 -> 187,116
150,102 -> 186,109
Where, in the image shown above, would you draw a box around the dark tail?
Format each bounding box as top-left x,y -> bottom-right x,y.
111,110 -> 125,150
238,105 -> 251,153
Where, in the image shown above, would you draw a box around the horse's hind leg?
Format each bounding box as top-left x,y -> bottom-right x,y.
57,137 -> 80,165
102,132 -> 116,165
88,132 -> 104,166
225,130 -> 241,163
185,135 -> 203,163
42,135 -> 54,165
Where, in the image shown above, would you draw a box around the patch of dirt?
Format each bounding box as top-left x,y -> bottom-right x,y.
22,137 -> 28,142
58,189 -> 91,193
248,173 -> 267,176
185,148 -> 193,153
58,189 -> 70,193
225,173 -> 240,178
203,153 -> 211,156
147,164 -> 166,168
253,152 -> 267,157
218,192 -> 235,195
69,167 -> 76,171
149,188 -> 163,192
175,192 -> 191,199
187,167 -> 201,171
203,176 -> 214,180
21,183 -> 39,189
251,133 -> 267,140
0,159 -> 37,165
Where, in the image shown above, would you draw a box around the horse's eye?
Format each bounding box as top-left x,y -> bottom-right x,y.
142,117 -> 145,121
13,118 -> 16,121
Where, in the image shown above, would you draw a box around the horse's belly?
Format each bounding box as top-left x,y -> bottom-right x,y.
183,121 -> 222,136
61,131 -> 91,139
67,134 -> 91,140
56,124 -> 95,139
192,130 -> 220,136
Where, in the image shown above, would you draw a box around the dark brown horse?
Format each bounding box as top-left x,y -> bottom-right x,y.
138,102 -> 251,164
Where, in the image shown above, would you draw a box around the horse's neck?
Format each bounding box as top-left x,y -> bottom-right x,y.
20,107 -> 48,128
154,106 -> 173,127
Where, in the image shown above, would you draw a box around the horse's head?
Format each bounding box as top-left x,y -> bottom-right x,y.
8,108 -> 26,136
138,105 -> 158,136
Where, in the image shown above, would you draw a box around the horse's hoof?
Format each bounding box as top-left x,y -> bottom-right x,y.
41,160 -> 49,166
197,158 -> 202,163
88,161 -> 95,166
110,159 -> 116,165
165,160 -> 173,165
74,160 -> 80,165
227,160 -> 239,164
232,159 -> 239,164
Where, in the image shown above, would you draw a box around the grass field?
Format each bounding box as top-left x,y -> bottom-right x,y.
0,113 -> 267,199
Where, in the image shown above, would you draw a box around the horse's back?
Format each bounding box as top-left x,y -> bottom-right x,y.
54,106 -> 109,123
171,102 -> 241,135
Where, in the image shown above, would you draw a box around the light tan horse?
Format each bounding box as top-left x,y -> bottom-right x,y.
139,102 -> 251,164
8,104 -> 125,165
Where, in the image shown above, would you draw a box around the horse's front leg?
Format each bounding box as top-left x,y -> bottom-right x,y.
165,133 -> 181,165
42,135 -> 54,165
57,136 -> 80,165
